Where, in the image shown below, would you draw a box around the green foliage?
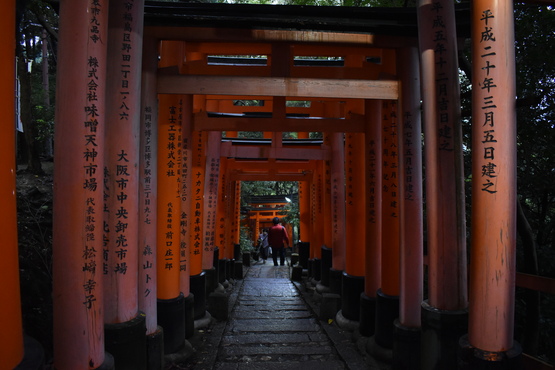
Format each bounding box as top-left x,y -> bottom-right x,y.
239,225 -> 255,253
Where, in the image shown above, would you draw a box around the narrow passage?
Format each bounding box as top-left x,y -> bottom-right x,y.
221,264 -> 342,368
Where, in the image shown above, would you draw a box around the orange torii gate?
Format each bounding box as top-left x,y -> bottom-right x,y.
0,1 -> 537,369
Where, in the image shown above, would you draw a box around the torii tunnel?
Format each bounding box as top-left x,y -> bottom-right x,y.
2,1 -> 554,369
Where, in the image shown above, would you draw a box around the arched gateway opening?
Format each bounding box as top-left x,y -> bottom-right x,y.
2,1 -> 545,369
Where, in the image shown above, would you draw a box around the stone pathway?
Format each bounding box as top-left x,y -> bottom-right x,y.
215,263 -> 348,370
169,259 -> 380,370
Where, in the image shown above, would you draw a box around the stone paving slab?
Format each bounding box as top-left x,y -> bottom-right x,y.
219,332 -> 332,345
229,318 -> 321,332
231,309 -> 312,319
220,343 -> 334,356
214,359 -> 347,370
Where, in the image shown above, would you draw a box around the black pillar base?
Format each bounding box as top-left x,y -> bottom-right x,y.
146,327 -> 164,370
14,335 -> 44,370
94,352 -> 115,370
233,244 -> 241,261
392,319 -> 421,370
226,259 -> 234,281
291,265 -> 303,281
458,335 -> 523,370
203,267 -> 217,294
421,300 -> 468,370
190,273 -> 207,320
359,293 -> 377,337
329,268 -> 343,295
157,294 -> 185,354
208,290 -> 229,321
312,258 -> 321,281
242,252 -> 251,266
218,258 -> 228,284
374,289 -> 399,349
320,246 -> 332,287
184,294 -> 195,339
341,272 -> 364,321
298,241 -> 310,268
104,312 -> 147,370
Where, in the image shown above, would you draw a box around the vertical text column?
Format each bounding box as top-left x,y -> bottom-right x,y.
139,35 -> 159,336
53,0 -> 108,368
463,2 -> 521,366
360,99 -> 382,338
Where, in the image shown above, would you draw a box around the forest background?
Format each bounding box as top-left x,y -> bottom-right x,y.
13,0 -> 555,366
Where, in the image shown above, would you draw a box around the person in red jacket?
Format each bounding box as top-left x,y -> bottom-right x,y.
268,217 -> 290,266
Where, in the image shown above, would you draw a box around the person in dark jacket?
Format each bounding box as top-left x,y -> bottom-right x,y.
268,217 -> 290,266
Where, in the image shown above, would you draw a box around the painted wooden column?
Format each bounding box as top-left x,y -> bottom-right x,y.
155,41 -> 186,354
329,132 -> 346,295
139,35 -> 163,368
0,1 -> 23,368
312,161 -> 325,258
360,99 -> 382,339
103,1 -> 146,367
215,156 -> 229,285
180,94 -> 195,339
190,130 -> 208,321
190,131 -> 206,277
341,132 -> 366,324
299,180 -> 310,244
460,1 -> 522,367
202,131 -> 221,294
418,0 -> 468,367
308,163 -> 324,283
322,138 -> 333,250
234,181 -> 242,246
216,158 -> 230,259
53,1 -> 109,368
393,47 -> 423,370
156,94 -> 186,354
374,100 -> 400,350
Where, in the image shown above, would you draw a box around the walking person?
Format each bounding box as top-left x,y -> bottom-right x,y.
268,217 -> 290,266
258,229 -> 269,264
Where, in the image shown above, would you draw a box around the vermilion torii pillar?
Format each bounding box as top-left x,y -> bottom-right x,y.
360,99 -> 382,338
139,35 -> 163,368
298,180 -> 310,244
393,47 -> 423,370
103,1 -> 146,367
418,0 -> 468,367
460,1 -> 522,367
1,1 -> 23,368
374,100 -> 400,350
53,0 -> 110,368
329,132 -> 346,295
190,130 -> 209,322
340,132 -> 366,327
180,95 -> 195,339
157,94 -> 186,354
202,131 -> 222,294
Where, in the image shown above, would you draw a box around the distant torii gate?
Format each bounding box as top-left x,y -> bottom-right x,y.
0,1 -> 526,369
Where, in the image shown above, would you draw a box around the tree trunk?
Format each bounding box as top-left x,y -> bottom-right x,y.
516,198 -> 540,356
17,37 -> 43,175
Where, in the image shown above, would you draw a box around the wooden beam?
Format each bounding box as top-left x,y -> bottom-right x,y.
145,26 -> 418,48
158,74 -> 398,100
221,142 -> 330,160
194,113 -> 365,133
226,159 -> 317,172
516,272 -> 555,295
230,171 -> 312,181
